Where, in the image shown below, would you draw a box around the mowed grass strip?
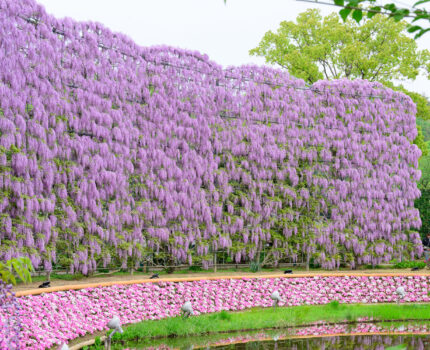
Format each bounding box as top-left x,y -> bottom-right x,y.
112,302 -> 430,341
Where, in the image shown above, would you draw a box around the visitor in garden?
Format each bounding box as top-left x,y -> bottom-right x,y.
423,233 -> 430,269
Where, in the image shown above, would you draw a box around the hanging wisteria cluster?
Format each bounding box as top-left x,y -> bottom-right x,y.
0,0 -> 422,273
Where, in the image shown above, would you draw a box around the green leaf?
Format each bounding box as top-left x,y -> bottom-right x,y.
24,270 -> 31,282
413,0 -> 430,7
384,3 -> 397,12
415,27 -> 430,39
339,8 -> 353,21
411,13 -> 429,23
334,0 -> 344,5
9,274 -> 16,285
352,9 -> 363,22
407,25 -> 422,33
347,0 -> 361,7
23,256 -> 34,272
393,13 -> 405,21
11,260 -> 25,282
367,6 -> 381,18
391,9 -> 409,21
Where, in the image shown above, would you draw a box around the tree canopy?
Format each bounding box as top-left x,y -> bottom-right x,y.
250,9 -> 430,85
250,9 -> 430,157
251,8 -> 430,239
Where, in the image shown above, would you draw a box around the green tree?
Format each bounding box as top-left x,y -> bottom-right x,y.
0,256 -> 33,285
250,9 -> 429,84
417,116 -> 430,139
414,125 -> 428,157
415,180 -> 430,238
251,9 -> 430,252
250,9 -> 429,157
388,85 -> 430,121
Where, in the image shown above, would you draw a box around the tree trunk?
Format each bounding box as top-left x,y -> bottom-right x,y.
213,251 -> 217,272
46,270 -> 51,282
166,255 -> 175,274
306,252 -> 310,272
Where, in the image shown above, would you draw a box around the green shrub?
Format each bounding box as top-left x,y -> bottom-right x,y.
393,261 -> 426,269
51,273 -> 85,281
189,265 -> 203,272
250,261 -> 261,272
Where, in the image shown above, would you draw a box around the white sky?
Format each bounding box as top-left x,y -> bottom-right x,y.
37,0 -> 430,94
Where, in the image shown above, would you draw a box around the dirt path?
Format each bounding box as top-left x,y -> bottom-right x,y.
13,268 -> 430,295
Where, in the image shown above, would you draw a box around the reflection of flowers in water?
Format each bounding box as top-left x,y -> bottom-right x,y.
136,330 -> 429,350
177,322 -> 430,349
294,321 -> 430,336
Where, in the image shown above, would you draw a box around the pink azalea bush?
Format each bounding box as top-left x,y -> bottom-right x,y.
0,282 -> 20,350
1,276 -> 429,349
0,0 -> 422,274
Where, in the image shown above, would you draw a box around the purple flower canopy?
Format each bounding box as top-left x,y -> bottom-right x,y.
0,0 -> 422,272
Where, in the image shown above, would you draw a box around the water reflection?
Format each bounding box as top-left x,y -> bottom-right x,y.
118,321 -> 430,350
214,335 -> 429,349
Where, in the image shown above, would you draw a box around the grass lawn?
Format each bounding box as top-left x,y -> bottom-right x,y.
21,263 -> 410,285
111,302 -> 430,342
21,267 -> 280,284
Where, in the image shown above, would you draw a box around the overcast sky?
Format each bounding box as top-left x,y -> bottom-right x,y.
37,0 -> 429,94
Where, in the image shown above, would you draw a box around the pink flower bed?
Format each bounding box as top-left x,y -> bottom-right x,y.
2,276 -> 430,349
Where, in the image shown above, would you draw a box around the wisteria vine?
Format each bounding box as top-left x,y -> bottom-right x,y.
0,0 -> 422,273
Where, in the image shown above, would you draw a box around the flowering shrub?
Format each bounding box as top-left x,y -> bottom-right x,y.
2,276 -> 429,349
0,282 -> 21,350
0,0 -> 422,273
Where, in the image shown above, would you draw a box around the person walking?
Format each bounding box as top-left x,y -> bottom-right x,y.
423,233 -> 430,269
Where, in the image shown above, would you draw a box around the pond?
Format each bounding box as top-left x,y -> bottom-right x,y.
213,335 -> 429,349
109,321 -> 430,349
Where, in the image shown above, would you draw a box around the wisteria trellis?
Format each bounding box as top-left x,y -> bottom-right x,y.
0,0 -> 423,273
